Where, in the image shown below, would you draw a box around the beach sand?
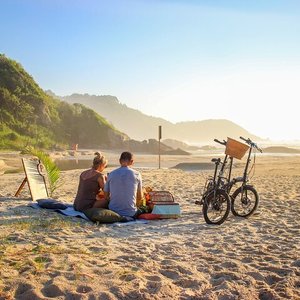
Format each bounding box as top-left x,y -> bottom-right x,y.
0,154 -> 300,299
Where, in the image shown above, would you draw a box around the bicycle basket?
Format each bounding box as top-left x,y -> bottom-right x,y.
225,137 -> 249,160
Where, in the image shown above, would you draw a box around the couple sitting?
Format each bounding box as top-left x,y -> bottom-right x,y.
73,151 -> 143,218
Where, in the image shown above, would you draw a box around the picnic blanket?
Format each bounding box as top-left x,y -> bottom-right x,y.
28,201 -> 148,226
29,202 -> 90,221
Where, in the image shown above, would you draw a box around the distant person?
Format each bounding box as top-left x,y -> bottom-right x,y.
104,151 -> 143,218
74,152 -> 108,212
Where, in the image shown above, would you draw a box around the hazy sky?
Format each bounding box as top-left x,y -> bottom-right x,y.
1,0 -> 300,141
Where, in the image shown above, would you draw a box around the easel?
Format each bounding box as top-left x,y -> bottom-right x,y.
15,177 -> 28,197
15,158 -> 49,201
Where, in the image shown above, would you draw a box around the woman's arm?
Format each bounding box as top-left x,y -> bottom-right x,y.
94,174 -> 109,207
97,173 -> 106,190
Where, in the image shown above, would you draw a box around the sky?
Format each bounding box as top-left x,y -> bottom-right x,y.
1,0 -> 300,142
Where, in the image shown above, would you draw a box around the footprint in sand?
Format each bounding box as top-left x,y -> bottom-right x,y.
160,269 -> 181,280
145,275 -> 162,282
119,273 -> 138,282
160,259 -> 176,266
14,282 -> 39,299
265,265 -> 293,277
265,274 -> 285,286
174,277 -> 208,290
261,255 -> 277,262
246,271 -> 265,281
41,283 -> 65,298
220,261 -> 240,270
210,271 -> 240,286
258,288 -> 281,300
114,255 -> 147,263
15,289 -> 44,300
292,259 -> 300,267
76,285 -> 93,294
145,279 -> 163,294
241,257 -> 254,264
98,291 -> 118,300
160,264 -> 193,281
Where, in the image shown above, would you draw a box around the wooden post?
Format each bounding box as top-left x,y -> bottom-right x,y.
158,125 -> 162,169
15,177 -> 27,197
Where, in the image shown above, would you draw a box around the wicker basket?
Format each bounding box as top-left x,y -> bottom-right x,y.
225,137 -> 249,160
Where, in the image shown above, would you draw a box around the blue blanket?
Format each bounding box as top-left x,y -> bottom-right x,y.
28,202 -> 148,225
29,202 -> 90,221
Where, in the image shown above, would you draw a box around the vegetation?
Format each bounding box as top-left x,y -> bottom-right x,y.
28,148 -> 61,196
0,54 -> 128,150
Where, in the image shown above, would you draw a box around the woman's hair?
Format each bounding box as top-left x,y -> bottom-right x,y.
93,152 -> 107,169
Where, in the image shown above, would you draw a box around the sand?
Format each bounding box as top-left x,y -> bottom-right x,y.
0,153 -> 300,299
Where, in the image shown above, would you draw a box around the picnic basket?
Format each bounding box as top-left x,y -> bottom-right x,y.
139,190 -> 181,219
225,137 -> 249,160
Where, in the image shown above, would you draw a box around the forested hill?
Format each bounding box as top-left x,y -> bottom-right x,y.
0,54 -> 128,150
62,93 -> 260,143
61,93 -> 173,141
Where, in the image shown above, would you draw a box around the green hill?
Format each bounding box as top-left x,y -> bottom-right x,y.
0,54 -> 128,150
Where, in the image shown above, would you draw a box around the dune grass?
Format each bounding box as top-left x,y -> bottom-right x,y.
0,217 -> 80,232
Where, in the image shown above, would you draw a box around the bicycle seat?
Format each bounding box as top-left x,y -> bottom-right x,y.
211,158 -> 221,163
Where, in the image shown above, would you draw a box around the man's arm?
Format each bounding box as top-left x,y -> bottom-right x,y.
103,176 -> 110,201
104,191 -> 110,201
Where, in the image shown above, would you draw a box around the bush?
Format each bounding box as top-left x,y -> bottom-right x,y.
6,132 -> 18,141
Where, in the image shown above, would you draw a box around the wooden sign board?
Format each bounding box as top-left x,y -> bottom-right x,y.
15,158 -> 49,201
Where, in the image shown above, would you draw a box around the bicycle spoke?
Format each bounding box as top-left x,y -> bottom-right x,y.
231,185 -> 259,217
203,190 -> 230,225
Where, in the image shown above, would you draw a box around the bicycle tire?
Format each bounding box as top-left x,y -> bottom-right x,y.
203,189 -> 230,225
231,185 -> 259,217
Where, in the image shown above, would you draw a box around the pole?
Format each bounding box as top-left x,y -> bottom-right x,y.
158,125 -> 162,169
159,140 -> 161,169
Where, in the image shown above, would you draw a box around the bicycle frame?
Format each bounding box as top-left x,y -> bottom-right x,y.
224,136 -> 262,194
201,140 -> 233,200
199,136 -> 262,223
199,139 -> 232,224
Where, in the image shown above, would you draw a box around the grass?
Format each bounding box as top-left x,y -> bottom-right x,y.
0,240 -> 104,276
0,209 -> 110,292
0,217 -> 81,232
3,168 -> 23,174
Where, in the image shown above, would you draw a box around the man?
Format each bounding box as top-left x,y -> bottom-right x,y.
104,151 -> 142,217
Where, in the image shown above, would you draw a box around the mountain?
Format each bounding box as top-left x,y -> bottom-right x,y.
162,139 -> 200,151
60,93 -> 173,140
61,93 -> 261,144
263,146 -> 300,154
172,120 -> 261,143
0,53 -> 260,153
0,54 -> 128,150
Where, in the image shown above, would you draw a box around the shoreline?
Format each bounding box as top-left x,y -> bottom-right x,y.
2,150 -> 300,174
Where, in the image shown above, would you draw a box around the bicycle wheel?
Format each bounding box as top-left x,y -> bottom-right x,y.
203,189 -> 230,225
231,185 -> 259,217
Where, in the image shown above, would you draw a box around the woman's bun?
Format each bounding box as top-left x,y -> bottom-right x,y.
93,151 -> 107,169
94,152 -> 102,158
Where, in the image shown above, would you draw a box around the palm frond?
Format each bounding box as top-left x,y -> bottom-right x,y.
27,147 -> 61,196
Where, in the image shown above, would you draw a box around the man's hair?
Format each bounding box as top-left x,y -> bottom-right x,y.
120,151 -> 133,162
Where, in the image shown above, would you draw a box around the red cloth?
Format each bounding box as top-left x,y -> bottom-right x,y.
137,213 -> 162,220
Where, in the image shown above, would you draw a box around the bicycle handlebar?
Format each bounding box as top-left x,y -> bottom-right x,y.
214,138 -> 227,146
240,136 -> 263,153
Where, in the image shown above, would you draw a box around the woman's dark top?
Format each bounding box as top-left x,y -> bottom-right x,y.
74,169 -> 103,212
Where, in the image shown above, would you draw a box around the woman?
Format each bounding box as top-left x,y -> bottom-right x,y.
74,152 -> 108,212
